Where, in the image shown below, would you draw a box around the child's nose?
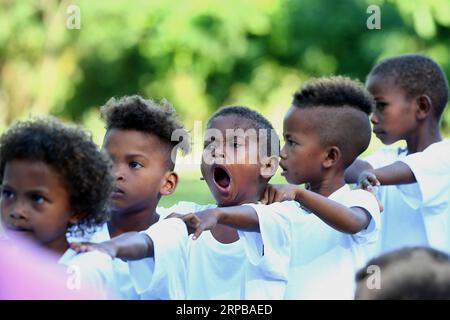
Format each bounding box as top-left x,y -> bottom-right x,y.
280,145 -> 287,159
114,166 -> 126,181
9,203 -> 28,220
370,113 -> 379,125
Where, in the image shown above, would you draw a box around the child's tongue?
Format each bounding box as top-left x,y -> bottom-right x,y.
214,167 -> 231,188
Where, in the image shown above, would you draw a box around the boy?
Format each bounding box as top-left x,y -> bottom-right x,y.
74,95 -> 190,299
355,246 -> 450,299
0,117 -> 116,298
74,105 -> 282,299
183,77 -> 381,299
345,54 -> 450,254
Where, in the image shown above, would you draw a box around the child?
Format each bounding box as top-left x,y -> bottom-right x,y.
355,246 -> 450,299
0,117 -> 116,298
345,54 -> 450,254
74,105 -> 283,299
182,77 -> 381,299
73,95 -> 190,299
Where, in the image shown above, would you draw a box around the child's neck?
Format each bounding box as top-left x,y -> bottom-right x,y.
108,205 -> 160,238
212,189 -> 265,244
308,172 -> 346,198
46,237 -> 70,257
406,121 -> 442,154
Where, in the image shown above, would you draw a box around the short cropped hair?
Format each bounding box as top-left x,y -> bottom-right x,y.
355,247 -> 450,300
207,105 -> 279,157
368,54 -> 449,119
292,76 -> 374,167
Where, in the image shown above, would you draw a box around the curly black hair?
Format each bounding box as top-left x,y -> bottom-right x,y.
0,117 -> 114,237
355,247 -> 450,299
207,105 -> 280,157
368,54 -> 449,119
292,76 -> 374,167
101,95 -> 189,170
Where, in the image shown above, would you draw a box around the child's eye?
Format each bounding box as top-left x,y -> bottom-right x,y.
1,189 -> 14,200
287,139 -> 296,146
129,161 -> 143,169
375,102 -> 387,111
31,194 -> 45,204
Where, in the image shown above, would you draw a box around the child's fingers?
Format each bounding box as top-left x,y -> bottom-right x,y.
182,213 -> 201,228
192,226 -> 205,240
268,187 -> 277,204
368,175 -> 381,186
166,212 -> 184,219
260,188 -> 269,204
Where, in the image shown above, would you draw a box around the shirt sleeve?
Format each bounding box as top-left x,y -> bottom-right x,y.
341,189 -> 381,245
66,251 -> 117,299
397,140 -> 450,208
127,218 -> 188,299
237,202 -> 297,281
364,147 -> 402,169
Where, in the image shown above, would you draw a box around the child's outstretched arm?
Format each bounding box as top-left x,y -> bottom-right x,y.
71,231 -> 154,261
261,184 -> 371,234
180,206 -> 260,240
358,161 -> 416,191
344,159 -> 374,184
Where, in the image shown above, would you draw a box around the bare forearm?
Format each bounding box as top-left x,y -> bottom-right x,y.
373,161 -> 416,185
111,232 -> 155,261
215,206 -> 260,232
295,189 -> 369,234
345,159 -> 373,183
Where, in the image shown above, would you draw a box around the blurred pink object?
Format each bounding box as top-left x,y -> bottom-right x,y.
0,237 -> 101,300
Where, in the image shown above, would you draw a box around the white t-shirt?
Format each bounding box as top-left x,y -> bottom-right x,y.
396,140 -> 450,253
239,185 -> 381,299
365,144 -> 449,254
129,201 -> 249,300
58,248 -> 117,299
128,216 -> 189,300
69,207 -> 175,300
85,223 -> 139,300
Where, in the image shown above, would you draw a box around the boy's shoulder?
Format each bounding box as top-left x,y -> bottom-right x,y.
157,201 -> 217,219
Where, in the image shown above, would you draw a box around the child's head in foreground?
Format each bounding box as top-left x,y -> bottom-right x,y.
101,95 -> 188,214
0,117 -> 114,254
280,76 -> 374,187
355,246 -> 450,300
366,54 -> 449,145
202,105 -> 280,207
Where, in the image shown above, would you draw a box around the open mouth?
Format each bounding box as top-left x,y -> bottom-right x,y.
213,165 -> 232,192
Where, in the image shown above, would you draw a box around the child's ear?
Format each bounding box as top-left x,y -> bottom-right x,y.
160,171 -> 179,196
323,146 -> 341,169
260,156 -> 279,179
415,95 -> 433,120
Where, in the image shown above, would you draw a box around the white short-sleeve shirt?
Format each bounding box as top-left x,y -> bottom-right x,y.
128,202 -> 249,300
59,248 -> 117,299
239,185 -> 381,299
365,144 -> 449,254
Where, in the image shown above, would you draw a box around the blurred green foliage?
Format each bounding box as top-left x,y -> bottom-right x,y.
0,0 -> 449,204
1,0 -> 449,135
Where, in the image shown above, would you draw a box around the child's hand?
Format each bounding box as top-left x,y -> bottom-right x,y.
70,241 -> 117,259
357,170 -> 380,192
354,174 -> 384,213
261,184 -> 298,204
180,209 -> 220,240
166,212 -> 197,235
